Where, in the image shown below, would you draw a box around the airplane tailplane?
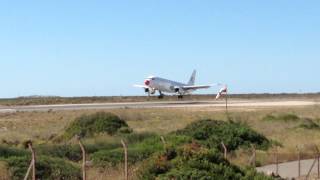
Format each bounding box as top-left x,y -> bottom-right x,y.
188,70 -> 196,85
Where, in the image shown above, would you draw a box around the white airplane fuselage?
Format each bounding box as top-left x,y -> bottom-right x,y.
145,76 -> 194,95
134,70 -> 213,98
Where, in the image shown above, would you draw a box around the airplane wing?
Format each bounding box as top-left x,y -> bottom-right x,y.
182,83 -> 221,90
182,85 -> 211,90
133,84 -> 149,89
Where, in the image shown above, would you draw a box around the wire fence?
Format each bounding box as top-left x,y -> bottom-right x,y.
227,144 -> 320,180
22,138 -> 320,180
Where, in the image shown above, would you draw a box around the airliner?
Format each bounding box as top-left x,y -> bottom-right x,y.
134,70 -> 217,99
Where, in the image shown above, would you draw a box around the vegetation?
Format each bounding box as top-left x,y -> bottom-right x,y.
1,155 -> 81,180
0,145 -> 28,158
1,105 -> 320,179
61,112 -> 130,140
298,118 -> 320,129
176,119 -> 271,151
89,119 -> 273,179
262,113 -> 300,122
91,134 -> 191,166
138,142 -> 274,180
262,113 -> 320,130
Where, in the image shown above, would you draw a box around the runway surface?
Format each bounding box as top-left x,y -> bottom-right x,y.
0,100 -> 318,113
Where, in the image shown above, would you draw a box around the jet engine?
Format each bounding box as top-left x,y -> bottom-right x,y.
174,87 -> 184,94
145,88 -> 156,95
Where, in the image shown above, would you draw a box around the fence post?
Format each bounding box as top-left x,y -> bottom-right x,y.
275,146 -> 279,176
121,139 -> 128,180
24,161 -> 33,180
160,136 -> 167,152
318,152 -> 320,179
314,145 -> 320,179
297,147 -> 301,178
251,144 -> 256,167
306,158 -> 317,179
24,141 -> 36,180
306,145 -> 319,179
77,136 -> 87,180
31,143 -> 36,180
221,142 -> 227,160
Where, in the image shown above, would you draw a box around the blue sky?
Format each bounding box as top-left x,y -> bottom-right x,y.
0,1 -> 319,98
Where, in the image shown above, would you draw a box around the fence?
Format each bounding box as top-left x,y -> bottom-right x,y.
22,136 -> 166,180
226,143 -> 320,180
261,146 -> 320,179
22,138 -> 320,180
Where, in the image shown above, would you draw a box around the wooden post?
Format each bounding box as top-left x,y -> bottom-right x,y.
24,162 -> 33,180
297,148 -> 301,178
121,139 -> 128,180
317,152 -> 320,179
77,137 -> 87,180
315,145 -> 320,179
221,142 -> 227,160
24,141 -> 36,180
275,147 -> 279,176
160,136 -> 167,152
31,144 -> 36,180
251,144 -> 256,167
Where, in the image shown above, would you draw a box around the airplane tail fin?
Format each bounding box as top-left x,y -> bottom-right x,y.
188,70 -> 196,85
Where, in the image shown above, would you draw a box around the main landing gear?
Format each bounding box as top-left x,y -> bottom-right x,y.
158,91 -> 164,99
178,95 -> 184,99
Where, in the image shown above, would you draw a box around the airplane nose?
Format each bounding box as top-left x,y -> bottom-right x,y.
144,80 -> 150,86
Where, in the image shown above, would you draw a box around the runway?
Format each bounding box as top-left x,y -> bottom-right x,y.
0,100 -> 318,113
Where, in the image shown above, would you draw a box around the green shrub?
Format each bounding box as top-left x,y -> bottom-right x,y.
92,135 -> 165,166
118,127 -> 133,134
0,145 -> 28,158
123,132 -> 159,145
5,156 -> 81,180
299,118 -> 320,129
138,142 -> 274,180
36,133 -> 159,163
92,147 -> 155,166
263,113 -> 300,122
278,114 -> 299,121
91,134 -> 192,167
176,119 -> 270,151
263,114 -> 320,130
36,144 -> 82,161
91,119 -> 270,168
262,114 -> 276,121
84,142 -> 121,154
36,142 -> 122,162
63,112 -> 129,139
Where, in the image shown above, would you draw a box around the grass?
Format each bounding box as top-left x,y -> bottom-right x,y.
0,104 -> 320,178
1,105 -> 320,148
0,161 -> 10,180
